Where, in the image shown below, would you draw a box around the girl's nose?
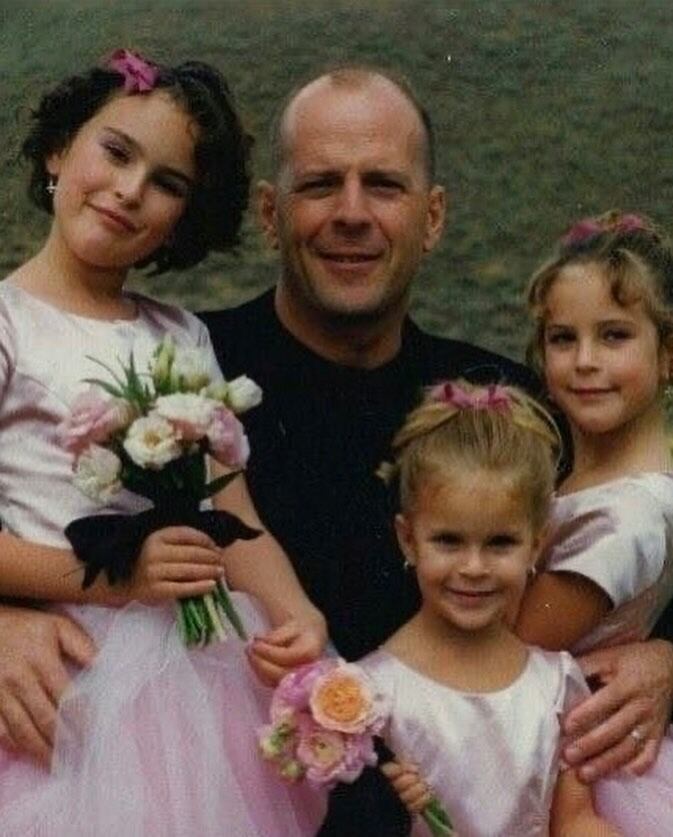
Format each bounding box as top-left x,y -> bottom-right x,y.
459,548 -> 488,576
575,338 -> 599,371
114,167 -> 145,206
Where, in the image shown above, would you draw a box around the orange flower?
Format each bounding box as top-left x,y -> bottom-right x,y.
309,663 -> 378,734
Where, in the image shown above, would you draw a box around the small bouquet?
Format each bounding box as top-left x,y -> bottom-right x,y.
59,335 -> 263,646
258,658 -> 455,835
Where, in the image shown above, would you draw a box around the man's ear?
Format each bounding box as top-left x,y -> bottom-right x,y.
256,180 -> 279,250
422,185 -> 446,253
394,513 -> 416,567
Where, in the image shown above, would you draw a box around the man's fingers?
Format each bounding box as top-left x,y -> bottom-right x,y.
622,738 -> 659,776
56,617 -> 96,671
0,693 -> 52,766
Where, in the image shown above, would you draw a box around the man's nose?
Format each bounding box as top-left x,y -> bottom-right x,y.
332,178 -> 371,230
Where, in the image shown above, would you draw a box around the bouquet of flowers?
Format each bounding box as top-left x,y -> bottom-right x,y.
58,336 -> 263,646
258,658 -> 455,836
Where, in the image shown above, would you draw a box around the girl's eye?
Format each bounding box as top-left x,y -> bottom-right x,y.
488,534 -> 518,550
603,328 -> 632,343
432,533 -> 461,548
102,141 -> 130,163
545,330 -> 574,346
153,175 -> 189,198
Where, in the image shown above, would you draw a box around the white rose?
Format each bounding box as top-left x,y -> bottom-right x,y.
123,414 -> 182,469
73,445 -> 122,501
170,348 -> 211,393
154,393 -> 219,441
226,375 -> 263,413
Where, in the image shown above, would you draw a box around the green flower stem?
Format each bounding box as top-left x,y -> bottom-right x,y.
422,797 -> 455,836
204,592 -> 228,642
213,579 -> 247,640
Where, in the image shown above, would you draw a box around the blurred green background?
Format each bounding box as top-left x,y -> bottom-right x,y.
2,0 -> 671,360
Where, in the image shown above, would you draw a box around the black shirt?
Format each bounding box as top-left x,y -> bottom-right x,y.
201,290 -> 539,659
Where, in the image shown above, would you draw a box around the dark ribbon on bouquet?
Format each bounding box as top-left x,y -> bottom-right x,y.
65,504 -> 261,589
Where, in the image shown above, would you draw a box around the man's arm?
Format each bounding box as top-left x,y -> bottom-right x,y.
0,604 -> 95,765
563,640 -> 673,781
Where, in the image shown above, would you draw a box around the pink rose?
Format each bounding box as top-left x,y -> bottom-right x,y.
58,387 -> 132,458
271,658 -> 337,721
295,714 -> 377,789
206,406 -> 250,469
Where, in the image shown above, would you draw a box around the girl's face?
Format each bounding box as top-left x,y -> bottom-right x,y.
542,263 -> 669,438
46,90 -> 196,271
396,470 -> 540,636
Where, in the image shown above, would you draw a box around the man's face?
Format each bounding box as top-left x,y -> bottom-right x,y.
260,77 -> 445,330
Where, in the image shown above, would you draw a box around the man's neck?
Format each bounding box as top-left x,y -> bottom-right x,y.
274,286 -> 406,370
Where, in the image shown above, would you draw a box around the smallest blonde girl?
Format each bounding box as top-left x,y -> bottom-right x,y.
359,380 -> 618,836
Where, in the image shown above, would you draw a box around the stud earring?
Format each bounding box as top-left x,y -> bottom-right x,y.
46,175 -> 57,195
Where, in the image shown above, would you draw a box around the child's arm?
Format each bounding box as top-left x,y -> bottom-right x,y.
550,768 -> 621,836
0,527 -> 224,606
515,570 -> 611,650
212,469 -> 327,683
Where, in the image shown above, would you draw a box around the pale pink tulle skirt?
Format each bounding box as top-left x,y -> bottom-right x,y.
0,597 -> 325,836
595,730 -> 673,835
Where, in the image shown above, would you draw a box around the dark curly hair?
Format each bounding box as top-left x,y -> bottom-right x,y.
22,56 -> 253,273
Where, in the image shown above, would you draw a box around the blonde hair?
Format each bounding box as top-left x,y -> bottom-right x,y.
527,210 -> 673,370
380,380 -> 561,532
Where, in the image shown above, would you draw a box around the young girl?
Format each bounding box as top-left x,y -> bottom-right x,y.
359,380 -> 617,836
0,51 -> 325,835
515,210 -> 673,833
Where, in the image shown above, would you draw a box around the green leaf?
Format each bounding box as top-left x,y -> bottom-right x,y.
203,470 -> 242,499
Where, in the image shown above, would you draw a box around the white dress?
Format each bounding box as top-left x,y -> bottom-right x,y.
0,281 -> 323,836
543,473 -> 673,834
360,647 -> 589,836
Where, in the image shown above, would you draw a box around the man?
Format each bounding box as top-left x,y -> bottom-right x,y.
201,67 -> 673,833
0,65 -> 670,834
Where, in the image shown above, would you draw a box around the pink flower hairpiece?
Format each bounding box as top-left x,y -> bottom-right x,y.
561,213 -> 647,248
106,49 -> 159,93
428,381 -> 512,413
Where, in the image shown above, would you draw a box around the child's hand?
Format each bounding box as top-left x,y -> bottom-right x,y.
381,759 -> 432,814
128,526 -> 225,604
247,617 -> 327,685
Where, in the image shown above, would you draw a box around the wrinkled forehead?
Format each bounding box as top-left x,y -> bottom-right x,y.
278,75 -> 430,182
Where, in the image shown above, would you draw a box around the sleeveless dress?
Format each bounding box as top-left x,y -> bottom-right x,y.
360,647 -> 589,836
543,473 -> 673,835
0,281 -> 323,836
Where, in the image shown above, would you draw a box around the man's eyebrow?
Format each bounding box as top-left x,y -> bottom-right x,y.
102,127 -> 194,186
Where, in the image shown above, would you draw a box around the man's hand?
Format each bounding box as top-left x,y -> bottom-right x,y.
0,606 -> 95,766
247,616 -> 327,685
563,640 -> 673,781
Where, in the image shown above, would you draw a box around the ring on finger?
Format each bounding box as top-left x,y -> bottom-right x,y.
630,726 -> 645,746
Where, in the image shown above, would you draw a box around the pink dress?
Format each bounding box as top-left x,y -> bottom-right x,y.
0,281 -> 323,836
360,647 -> 589,836
544,473 -> 673,834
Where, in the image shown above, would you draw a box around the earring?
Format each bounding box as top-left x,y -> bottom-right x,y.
46,175 -> 57,195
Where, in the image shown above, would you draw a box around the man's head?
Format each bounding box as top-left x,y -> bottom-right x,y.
258,67 -> 446,362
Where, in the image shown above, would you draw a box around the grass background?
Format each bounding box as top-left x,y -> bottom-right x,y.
1,0 -> 671,360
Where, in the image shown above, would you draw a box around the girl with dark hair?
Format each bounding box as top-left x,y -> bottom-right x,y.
0,50 -> 325,835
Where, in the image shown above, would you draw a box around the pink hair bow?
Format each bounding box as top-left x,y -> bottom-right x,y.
107,49 -> 159,93
428,382 -> 511,413
561,213 -> 647,248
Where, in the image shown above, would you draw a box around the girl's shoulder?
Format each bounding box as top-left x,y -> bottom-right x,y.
553,472 -> 673,523
130,292 -> 210,344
